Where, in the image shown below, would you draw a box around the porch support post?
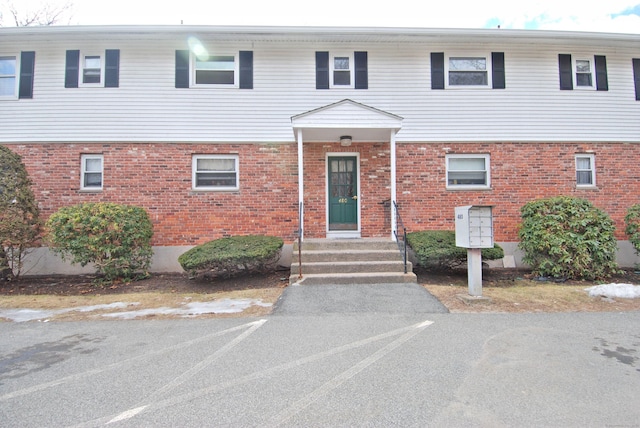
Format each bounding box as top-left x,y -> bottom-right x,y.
297,129 -> 304,241
390,130 -> 398,241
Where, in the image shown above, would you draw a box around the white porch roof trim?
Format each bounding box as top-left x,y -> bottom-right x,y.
291,99 -> 403,241
291,99 -> 403,143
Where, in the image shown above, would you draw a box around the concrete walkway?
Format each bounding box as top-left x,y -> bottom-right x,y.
273,282 -> 449,315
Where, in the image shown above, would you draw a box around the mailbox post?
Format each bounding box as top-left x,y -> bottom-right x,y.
455,205 -> 494,297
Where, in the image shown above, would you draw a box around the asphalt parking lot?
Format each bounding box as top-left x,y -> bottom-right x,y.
1,284 -> 639,427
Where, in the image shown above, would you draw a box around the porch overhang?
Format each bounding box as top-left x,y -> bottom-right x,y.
291,99 -> 403,241
291,99 -> 403,143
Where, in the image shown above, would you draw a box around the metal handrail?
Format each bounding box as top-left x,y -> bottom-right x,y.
393,201 -> 408,274
296,202 -> 303,280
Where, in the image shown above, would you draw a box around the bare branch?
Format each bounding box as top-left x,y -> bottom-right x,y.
1,0 -> 74,27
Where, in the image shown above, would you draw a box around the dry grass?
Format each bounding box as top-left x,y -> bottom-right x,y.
423,280 -> 640,313
0,287 -> 283,321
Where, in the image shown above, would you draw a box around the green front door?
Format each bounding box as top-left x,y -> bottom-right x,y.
328,156 -> 358,231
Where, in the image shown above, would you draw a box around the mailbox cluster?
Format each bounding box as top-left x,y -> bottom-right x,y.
455,205 -> 494,249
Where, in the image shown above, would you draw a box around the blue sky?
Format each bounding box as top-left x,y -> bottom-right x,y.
4,0 -> 640,34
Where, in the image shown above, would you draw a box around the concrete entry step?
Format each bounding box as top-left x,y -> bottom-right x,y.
290,238 -> 417,285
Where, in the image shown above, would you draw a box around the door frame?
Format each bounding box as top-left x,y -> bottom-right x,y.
326,152 -> 361,238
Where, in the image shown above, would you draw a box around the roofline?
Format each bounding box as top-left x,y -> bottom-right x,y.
2,24 -> 640,42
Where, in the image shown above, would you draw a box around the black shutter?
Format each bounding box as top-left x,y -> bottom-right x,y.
491,52 -> 505,89
315,51 -> 329,89
633,59 -> 640,101
65,50 -> 79,88
239,50 -> 253,89
431,52 -> 445,90
354,51 -> 368,89
175,50 -> 190,88
558,54 -> 573,90
18,51 -> 35,99
594,55 -> 608,91
105,49 -> 120,88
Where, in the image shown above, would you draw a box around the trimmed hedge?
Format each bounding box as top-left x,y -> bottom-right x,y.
518,196 -> 619,280
46,203 -> 153,282
178,235 -> 284,279
625,203 -> 640,256
407,230 -> 504,270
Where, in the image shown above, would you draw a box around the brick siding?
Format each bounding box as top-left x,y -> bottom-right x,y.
8,141 -> 639,246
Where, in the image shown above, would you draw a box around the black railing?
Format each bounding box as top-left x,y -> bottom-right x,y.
393,201 -> 408,274
295,202 -> 303,280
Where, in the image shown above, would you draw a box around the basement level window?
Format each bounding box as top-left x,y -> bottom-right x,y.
576,154 -> 596,187
446,154 -> 490,189
192,155 -> 239,191
81,154 -> 103,190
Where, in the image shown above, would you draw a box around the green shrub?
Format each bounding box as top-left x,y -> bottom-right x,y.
179,235 -> 284,279
518,196 -> 619,280
625,204 -> 640,256
46,203 -> 153,282
0,145 -> 42,279
407,230 -> 504,270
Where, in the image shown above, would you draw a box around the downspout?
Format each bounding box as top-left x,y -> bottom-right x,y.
390,130 -> 397,241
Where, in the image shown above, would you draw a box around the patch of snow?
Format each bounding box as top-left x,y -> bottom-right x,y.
585,283 -> 640,299
0,299 -> 271,322
0,302 -> 140,323
103,298 -> 272,319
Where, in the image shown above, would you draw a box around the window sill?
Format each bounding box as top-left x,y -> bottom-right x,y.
78,189 -> 103,193
446,186 -> 492,191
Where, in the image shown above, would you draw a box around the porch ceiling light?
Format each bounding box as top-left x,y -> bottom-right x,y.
340,135 -> 352,146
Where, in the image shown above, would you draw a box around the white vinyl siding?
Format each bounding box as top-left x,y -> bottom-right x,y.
192,155 -> 239,191
0,30 -> 639,143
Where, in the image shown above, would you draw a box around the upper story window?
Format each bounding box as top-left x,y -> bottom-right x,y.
192,155 -> 239,191
81,154 -> 103,191
0,52 -> 35,100
575,154 -> 596,187
195,55 -> 236,85
82,54 -> 103,85
315,51 -> 368,90
0,56 -> 17,98
559,54 -> 608,91
175,50 -> 253,89
574,58 -> 593,87
446,154 -> 491,189
332,55 -> 352,86
448,57 -> 488,86
431,52 -> 504,90
65,50 -> 120,88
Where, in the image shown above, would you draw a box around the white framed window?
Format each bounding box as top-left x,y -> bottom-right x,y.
0,56 -> 17,98
574,58 -> 594,89
192,155 -> 239,191
447,55 -> 490,87
446,154 -> 490,189
81,54 -> 103,85
576,154 -> 596,187
331,53 -> 353,87
81,154 -> 103,190
194,54 -> 237,86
